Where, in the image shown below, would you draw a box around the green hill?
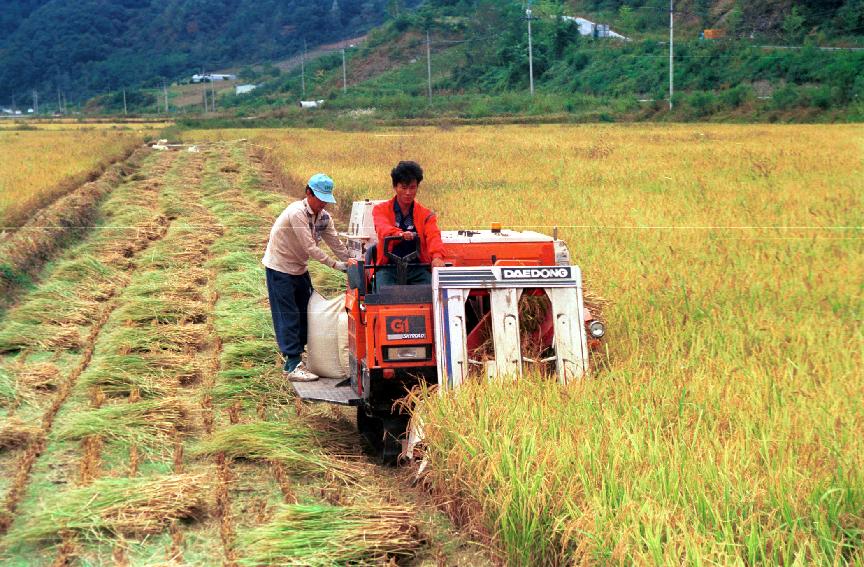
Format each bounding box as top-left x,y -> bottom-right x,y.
0,0 -> 416,104
201,0 -> 863,122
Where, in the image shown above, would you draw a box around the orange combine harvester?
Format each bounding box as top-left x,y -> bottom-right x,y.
294,200 -> 606,463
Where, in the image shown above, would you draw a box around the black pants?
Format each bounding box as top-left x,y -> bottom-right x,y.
265,268 -> 313,358
375,265 -> 431,289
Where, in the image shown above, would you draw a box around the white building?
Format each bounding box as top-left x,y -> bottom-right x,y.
561,16 -> 629,40
192,73 -> 237,83
235,84 -> 257,95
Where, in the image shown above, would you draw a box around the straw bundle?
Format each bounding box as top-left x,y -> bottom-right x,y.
190,422 -> 365,481
0,418 -> 39,450
211,368 -> 292,404
112,297 -> 208,325
16,362 -> 60,391
0,367 -> 16,405
583,288 -> 610,323
0,322 -> 82,353
220,340 -> 274,367
214,270 -> 266,299
50,255 -> 116,284
237,503 -> 420,566
104,324 -> 208,354
7,473 -> 207,544
81,353 -> 204,397
12,281 -> 104,326
124,268 -> 208,301
54,398 -> 190,448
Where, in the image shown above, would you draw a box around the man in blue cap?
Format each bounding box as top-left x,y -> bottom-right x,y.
262,173 -> 349,381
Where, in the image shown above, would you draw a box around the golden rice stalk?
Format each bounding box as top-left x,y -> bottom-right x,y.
237,503 -> 421,566
0,418 -> 39,450
190,422 -> 369,482
16,362 -> 60,391
7,474 -> 207,544
54,398 -> 190,449
0,322 -> 81,353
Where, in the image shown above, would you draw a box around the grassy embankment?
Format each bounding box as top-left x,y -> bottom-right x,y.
194,124 -> 864,565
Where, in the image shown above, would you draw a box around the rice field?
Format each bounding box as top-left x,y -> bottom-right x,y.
192,124 -> 864,564
0,129 -> 147,228
0,121 -> 172,131
0,123 -> 859,564
0,138 -> 482,564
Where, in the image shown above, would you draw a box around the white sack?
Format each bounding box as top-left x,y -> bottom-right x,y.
306,291 -> 349,378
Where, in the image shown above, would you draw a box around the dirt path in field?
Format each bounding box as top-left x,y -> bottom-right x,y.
0,143 -> 489,565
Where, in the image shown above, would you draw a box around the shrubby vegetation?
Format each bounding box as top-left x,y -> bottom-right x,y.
209,0 -> 863,122
4,0 -> 860,121
0,0 -> 422,103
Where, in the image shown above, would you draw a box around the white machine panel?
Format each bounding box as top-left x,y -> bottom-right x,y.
432,265 -> 589,388
343,199 -> 386,261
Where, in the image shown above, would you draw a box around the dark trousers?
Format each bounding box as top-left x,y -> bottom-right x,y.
375,265 -> 432,289
265,268 -> 313,357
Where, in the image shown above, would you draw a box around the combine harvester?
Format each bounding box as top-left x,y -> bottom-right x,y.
295,200 -> 606,463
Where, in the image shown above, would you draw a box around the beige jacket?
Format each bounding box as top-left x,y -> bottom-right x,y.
262,198 -> 349,275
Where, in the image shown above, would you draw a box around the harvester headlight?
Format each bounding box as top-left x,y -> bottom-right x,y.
385,346 -> 428,361
588,320 -> 606,339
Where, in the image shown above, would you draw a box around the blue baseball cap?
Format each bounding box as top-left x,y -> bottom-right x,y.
307,173 -> 336,203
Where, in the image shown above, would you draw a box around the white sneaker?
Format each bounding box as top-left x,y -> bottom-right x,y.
288,362 -> 318,382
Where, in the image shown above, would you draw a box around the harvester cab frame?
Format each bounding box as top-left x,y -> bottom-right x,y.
292,199 -> 605,464
376,235 -> 425,288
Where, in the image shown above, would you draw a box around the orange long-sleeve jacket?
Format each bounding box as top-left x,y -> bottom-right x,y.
372,197 -> 445,265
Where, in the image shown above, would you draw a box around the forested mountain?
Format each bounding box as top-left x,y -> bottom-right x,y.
2,0 -> 861,116
0,0 -> 413,103
212,0 -> 861,122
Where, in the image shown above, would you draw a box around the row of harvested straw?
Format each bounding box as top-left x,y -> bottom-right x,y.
0,146 -> 148,310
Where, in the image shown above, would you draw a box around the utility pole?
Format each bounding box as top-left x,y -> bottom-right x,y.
123,89 -> 127,115
526,3 -> 535,97
669,0 -> 674,110
342,48 -> 347,93
201,69 -> 208,113
32,90 -> 38,114
163,82 -> 169,113
210,79 -> 216,112
426,30 -> 433,103
301,40 -> 307,97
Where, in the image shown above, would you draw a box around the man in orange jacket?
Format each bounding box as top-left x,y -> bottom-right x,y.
372,161 -> 445,288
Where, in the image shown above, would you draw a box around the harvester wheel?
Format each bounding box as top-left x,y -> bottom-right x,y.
357,406 -> 407,466
381,415 -> 408,466
356,406 -> 382,446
